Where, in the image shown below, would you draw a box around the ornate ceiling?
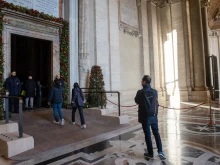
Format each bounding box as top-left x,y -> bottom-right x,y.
208,0 -> 220,30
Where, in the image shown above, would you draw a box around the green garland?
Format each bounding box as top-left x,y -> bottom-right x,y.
0,1 -> 69,120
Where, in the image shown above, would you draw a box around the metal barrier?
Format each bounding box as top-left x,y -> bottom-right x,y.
0,92 -> 23,138
82,90 -> 121,116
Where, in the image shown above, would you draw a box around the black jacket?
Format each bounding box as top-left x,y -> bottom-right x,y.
72,88 -> 84,107
55,78 -> 64,89
135,85 -> 158,123
5,76 -> 21,96
25,79 -> 36,97
48,85 -> 64,104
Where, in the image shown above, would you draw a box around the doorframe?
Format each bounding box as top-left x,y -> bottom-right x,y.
2,10 -> 61,82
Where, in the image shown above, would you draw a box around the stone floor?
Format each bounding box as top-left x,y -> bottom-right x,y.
1,102 -> 220,165
9,108 -> 129,157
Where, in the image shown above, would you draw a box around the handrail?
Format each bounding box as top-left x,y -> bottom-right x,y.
0,91 -> 23,138
82,90 -> 121,116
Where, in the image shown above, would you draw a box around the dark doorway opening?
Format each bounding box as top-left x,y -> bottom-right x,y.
11,34 -> 52,107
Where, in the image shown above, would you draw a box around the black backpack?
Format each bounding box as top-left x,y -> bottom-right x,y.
143,88 -> 157,117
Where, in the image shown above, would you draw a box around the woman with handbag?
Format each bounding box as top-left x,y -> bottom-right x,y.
71,83 -> 86,129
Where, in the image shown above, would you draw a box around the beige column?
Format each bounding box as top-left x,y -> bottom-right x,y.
189,0 -> 206,91
201,0 -> 211,87
78,0 -> 90,87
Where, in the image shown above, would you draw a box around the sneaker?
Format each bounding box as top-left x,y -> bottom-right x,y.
144,153 -> 154,158
61,119 -> 65,126
81,124 -> 86,129
53,121 -> 59,124
158,152 -> 166,160
72,122 -> 76,125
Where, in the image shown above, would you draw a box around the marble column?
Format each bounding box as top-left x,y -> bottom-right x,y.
78,0 -> 90,88
189,0 -> 206,91
69,0 -> 79,91
201,0 -> 211,87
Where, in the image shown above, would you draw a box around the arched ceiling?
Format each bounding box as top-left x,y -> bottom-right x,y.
208,0 -> 220,30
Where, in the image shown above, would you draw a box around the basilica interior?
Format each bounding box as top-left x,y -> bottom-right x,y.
0,0 -> 220,165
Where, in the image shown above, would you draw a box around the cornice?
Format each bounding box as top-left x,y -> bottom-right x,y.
147,0 -> 182,8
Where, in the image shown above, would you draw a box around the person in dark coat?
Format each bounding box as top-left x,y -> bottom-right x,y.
55,74 -> 64,89
5,71 -> 21,113
36,80 -> 45,108
25,76 -> 36,110
71,82 -> 86,129
48,80 -> 65,125
134,75 -> 166,160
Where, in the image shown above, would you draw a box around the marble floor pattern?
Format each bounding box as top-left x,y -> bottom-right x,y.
7,102 -> 219,165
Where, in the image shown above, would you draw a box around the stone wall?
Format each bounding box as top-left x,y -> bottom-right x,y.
64,0 -> 210,104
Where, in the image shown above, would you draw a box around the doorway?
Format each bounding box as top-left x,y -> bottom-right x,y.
11,34 -> 52,106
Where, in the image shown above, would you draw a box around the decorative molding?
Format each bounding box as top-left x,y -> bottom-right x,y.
147,0 -> 182,8
1,8 -> 62,28
201,0 -> 210,8
119,0 -> 140,37
208,30 -> 220,36
150,0 -> 166,8
3,17 -> 60,35
214,7 -> 220,20
119,23 -> 140,37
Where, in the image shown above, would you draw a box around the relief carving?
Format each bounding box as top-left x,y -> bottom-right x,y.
200,0 -> 210,8
119,23 -> 140,37
214,7 -> 220,20
149,0 -> 182,8
3,17 -> 60,35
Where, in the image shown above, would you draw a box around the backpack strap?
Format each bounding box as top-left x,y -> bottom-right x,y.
142,89 -> 152,106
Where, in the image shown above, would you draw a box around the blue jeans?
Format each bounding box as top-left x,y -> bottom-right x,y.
142,120 -> 163,155
53,103 -> 64,122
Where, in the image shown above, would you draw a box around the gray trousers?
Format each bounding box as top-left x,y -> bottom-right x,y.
25,97 -> 34,108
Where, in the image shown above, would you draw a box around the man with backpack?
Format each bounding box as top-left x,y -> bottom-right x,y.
135,75 -> 166,160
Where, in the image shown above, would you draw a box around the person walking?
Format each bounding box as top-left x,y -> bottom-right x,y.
25,76 -> 36,111
71,82 -> 86,129
48,80 -> 65,125
5,71 -> 21,113
36,80 -> 45,108
134,75 -> 166,160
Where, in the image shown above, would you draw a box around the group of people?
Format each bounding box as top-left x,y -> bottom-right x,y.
48,80 -> 86,129
4,71 -> 165,158
4,71 -> 87,129
4,71 -> 44,112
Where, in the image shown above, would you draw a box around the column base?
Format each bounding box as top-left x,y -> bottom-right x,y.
164,88 -> 208,102
188,90 -> 208,102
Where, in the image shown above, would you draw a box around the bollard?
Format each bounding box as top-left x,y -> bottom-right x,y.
100,92 -> 103,109
5,91 -> 9,123
19,97 -> 23,138
208,97 -> 216,127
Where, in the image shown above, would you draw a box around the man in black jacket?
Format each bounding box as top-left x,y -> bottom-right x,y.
5,71 -> 21,113
25,76 -> 36,111
48,80 -> 65,125
55,74 -> 64,89
135,75 -> 166,160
